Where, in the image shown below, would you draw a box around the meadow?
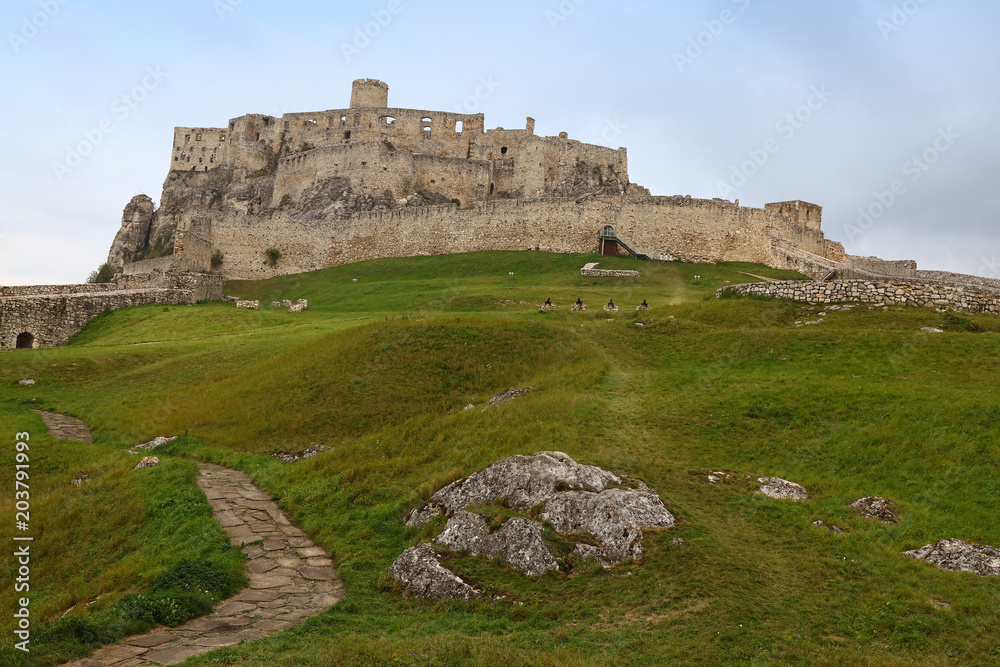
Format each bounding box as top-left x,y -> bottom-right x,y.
2,250 -> 999,665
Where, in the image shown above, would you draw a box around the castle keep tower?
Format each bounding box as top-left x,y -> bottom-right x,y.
350,78 -> 389,108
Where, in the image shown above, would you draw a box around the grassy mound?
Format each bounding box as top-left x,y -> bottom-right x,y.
2,251 -> 1000,665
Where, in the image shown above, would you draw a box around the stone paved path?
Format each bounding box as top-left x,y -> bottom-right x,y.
35,410 -> 94,443
63,463 -> 344,666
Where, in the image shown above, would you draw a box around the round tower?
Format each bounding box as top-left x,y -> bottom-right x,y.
350,79 -> 389,108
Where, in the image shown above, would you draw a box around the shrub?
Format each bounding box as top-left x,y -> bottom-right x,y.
266,248 -> 282,267
87,263 -> 116,284
211,250 -> 224,269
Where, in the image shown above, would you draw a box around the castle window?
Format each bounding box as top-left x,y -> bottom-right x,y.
305,119 -> 316,128
205,166 -> 209,171
421,117 -> 432,133
489,183 -> 495,195
455,121 -> 463,133
196,133 -> 202,141
230,121 -> 235,129
354,114 -> 361,127
341,115 -> 346,127
174,156 -> 178,162
285,121 -> 291,129
199,158 -> 203,163
256,132 -> 261,141
220,134 -> 226,141
185,135 -> 191,143
381,133 -> 387,139
344,131 -> 351,140
380,116 -> 395,125
500,146 -> 508,155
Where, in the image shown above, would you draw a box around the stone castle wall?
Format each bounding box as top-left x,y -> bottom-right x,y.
194,194 -> 833,280
719,280 -> 1000,314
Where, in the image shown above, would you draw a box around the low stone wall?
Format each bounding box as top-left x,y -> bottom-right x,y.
718,280 -> 1000,314
0,288 -> 196,349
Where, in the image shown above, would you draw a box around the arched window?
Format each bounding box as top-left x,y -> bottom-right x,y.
16,332 -> 34,349
500,146 -> 508,155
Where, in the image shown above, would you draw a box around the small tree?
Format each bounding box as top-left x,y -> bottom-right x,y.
265,248 -> 281,267
87,263 -> 116,284
211,250 -> 224,269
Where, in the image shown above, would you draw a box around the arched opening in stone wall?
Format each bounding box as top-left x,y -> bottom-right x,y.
16,332 -> 35,349
500,146 -> 508,155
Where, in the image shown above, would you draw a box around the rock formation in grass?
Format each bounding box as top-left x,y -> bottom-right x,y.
391,452 -> 675,599
851,496 -> 901,523
905,539 -> 1000,576
756,477 -> 808,501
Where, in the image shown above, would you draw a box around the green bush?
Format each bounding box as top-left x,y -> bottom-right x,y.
265,248 -> 281,267
86,263 -> 116,284
211,250 -> 224,269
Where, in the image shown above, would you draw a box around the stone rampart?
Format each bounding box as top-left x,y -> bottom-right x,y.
1,289 -> 194,349
718,280 -> 1000,314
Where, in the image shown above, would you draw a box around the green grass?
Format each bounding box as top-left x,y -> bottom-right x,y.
2,251 -> 1000,665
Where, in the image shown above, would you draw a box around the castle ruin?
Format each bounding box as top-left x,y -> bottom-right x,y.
106,78 -> 882,281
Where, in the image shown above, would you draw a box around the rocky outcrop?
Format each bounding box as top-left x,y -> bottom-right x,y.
540,484 -> 675,565
756,477 -> 808,501
389,544 -> 480,600
905,539 -> 1000,576
406,451 -> 619,527
851,497 -> 900,524
392,452 -> 675,599
435,511 -> 558,576
107,195 -> 155,267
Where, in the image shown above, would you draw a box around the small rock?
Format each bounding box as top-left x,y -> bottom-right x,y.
289,304 -> 306,313
236,300 -> 259,310
482,387 -> 532,410
134,456 -> 160,470
297,299 -> 309,309
223,295 -> 239,303
462,404 -> 475,411
905,538 -> 1000,576
18,379 -> 35,386
271,301 -> 282,308
71,471 -> 90,486
757,477 -> 808,501
671,538 -> 687,545
851,496 -> 900,524
282,299 -> 292,307
271,444 -> 332,463
388,544 -> 480,600
812,520 -> 844,534
133,436 -> 177,451
921,327 -> 944,333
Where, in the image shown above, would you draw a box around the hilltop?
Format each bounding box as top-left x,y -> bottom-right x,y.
3,251 -> 1000,666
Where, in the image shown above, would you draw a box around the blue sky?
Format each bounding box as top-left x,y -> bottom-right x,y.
1,0 -> 997,284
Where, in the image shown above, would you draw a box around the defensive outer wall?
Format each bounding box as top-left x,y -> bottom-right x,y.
0,274 -> 222,349
718,280 -> 1000,314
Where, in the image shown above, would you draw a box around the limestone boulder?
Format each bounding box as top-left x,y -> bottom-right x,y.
107,194 -> 155,267
540,484 -> 675,565
435,511 -> 558,576
388,544 -> 480,600
406,451 -> 620,527
756,477 -> 808,501
905,539 -> 1000,576
851,496 -> 900,524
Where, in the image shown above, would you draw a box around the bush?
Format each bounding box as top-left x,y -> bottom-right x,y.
211,250 -> 224,269
266,248 -> 282,267
87,263 -> 116,284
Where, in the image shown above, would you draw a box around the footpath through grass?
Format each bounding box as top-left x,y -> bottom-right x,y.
2,251 -> 1000,665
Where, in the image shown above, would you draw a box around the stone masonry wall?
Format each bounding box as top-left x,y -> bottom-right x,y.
718,280 -> 1000,314
200,194 -> 834,280
0,288 -> 196,349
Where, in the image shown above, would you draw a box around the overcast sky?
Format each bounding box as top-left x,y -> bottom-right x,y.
1,0 -> 997,285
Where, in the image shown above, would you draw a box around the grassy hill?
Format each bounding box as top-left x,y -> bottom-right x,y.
2,251 -> 1000,665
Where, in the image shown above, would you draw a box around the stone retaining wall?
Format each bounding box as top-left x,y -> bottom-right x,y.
0,288 -> 197,349
718,280 -> 1000,314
